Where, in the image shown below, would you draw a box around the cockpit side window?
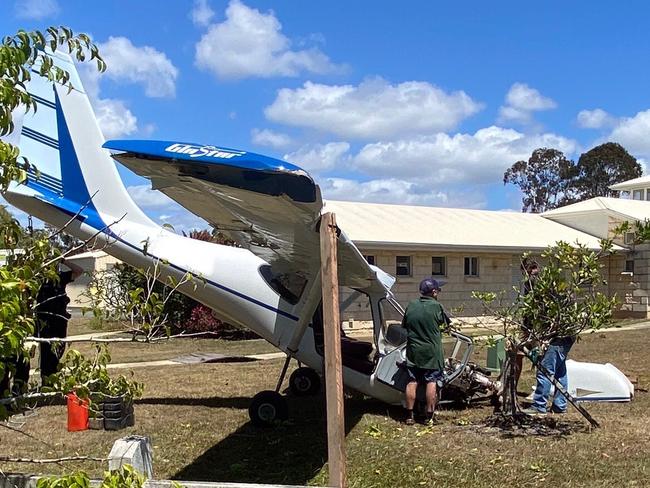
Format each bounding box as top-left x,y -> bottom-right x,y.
379,298 -> 407,347
258,265 -> 308,305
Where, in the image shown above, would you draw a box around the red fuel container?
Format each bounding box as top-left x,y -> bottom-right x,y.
66,393 -> 89,432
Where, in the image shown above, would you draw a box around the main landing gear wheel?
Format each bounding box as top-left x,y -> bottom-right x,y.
289,367 -> 321,396
249,390 -> 288,427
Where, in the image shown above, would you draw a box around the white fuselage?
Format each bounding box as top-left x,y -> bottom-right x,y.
7,189 -> 403,405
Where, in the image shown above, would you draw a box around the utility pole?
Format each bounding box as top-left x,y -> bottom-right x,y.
320,212 -> 347,488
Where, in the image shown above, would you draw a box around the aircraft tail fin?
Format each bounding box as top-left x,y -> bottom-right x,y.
11,51 -> 153,230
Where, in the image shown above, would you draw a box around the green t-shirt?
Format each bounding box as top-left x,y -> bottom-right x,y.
402,296 -> 445,370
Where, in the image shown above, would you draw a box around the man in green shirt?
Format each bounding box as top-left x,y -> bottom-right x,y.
402,278 -> 448,425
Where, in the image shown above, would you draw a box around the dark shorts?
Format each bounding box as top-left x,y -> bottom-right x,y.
406,366 -> 442,384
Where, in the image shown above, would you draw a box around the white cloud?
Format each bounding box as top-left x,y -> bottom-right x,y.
79,64 -> 139,139
498,83 -> 557,124
97,37 -> 178,98
195,0 -> 341,80
321,177 -> 488,208
251,128 -> 293,149
190,0 -> 215,27
608,109 -> 650,157
321,178 -> 446,206
78,35 -> 176,138
14,0 -> 59,19
577,108 -> 615,129
284,142 -> 350,172
265,78 -> 482,139
94,99 -> 138,139
351,126 -> 577,184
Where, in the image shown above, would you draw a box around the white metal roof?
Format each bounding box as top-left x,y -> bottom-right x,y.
542,197 -> 650,222
324,200 -> 613,251
610,175 -> 650,191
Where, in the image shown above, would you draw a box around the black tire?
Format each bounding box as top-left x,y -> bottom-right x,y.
289,367 -> 321,396
249,390 -> 288,427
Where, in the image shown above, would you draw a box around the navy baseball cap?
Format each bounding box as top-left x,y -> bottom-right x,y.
419,278 -> 446,295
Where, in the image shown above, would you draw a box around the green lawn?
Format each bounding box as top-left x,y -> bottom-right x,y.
1,328 -> 648,487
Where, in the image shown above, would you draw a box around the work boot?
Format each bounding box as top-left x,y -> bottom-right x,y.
404,410 -> 415,425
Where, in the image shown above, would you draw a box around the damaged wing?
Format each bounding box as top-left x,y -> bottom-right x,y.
103,140 -> 393,293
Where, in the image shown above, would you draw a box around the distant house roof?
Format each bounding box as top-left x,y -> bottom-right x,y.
542,197 -> 650,222
610,175 -> 650,191
324,200 -> 614,252
67,250 -> 110,260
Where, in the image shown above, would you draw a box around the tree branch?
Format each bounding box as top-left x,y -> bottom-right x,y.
0,455 -> 105,464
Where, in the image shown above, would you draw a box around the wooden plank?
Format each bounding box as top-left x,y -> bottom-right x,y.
319,212 -> 347,488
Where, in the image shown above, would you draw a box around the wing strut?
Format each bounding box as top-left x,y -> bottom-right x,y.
274,273 -> 322,393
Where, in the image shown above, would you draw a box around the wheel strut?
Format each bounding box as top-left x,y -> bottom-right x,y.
275,353 -> 293,393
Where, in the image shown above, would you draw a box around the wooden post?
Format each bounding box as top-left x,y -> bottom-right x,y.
319,212 -> 347,488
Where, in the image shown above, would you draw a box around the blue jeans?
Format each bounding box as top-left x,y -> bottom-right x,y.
532,337 -> 574,413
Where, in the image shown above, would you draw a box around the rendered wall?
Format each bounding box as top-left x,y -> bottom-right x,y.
341,249 -> 521,322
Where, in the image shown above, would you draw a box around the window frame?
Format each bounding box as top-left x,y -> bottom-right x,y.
463,256 -> 480,277
395,255 -> 412,277
431,256 -> 447,276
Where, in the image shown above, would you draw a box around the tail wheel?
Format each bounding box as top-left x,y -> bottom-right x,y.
289,367 -> 321,396
249,390 -> 288,427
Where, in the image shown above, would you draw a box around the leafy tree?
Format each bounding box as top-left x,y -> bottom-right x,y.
0,27 -> 104,419
574,142 -> 642,200
503,148 -> 577,213
473,241 -> 616,420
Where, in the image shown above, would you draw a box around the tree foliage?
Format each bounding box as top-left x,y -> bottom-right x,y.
473,240 -> 616,415
503,148 -> 577,212
574,142 -> 642,200
0,27 -> 104,419
504,142 -> 642,212
47,346 -> 144,405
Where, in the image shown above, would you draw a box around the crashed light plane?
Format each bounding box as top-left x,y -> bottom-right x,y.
4,53 -> 631,425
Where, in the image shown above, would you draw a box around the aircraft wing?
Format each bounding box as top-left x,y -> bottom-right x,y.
103,140 -> 393,293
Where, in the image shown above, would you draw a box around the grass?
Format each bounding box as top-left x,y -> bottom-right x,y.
66,318 -> 276,364
72,337 -> 277,365
2,328 -> 649,487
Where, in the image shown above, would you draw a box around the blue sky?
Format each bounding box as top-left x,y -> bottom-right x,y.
3,0 -> 650,229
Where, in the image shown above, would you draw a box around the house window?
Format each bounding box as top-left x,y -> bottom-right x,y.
364,255 -> 375,266
624,232 -> 636,245
625,260 -> 635,274
633,189 -> 643,200
396,256 -> 412,276
464,257 -> 479,277
646,189 -> 650,201
431,257 -> 446,276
